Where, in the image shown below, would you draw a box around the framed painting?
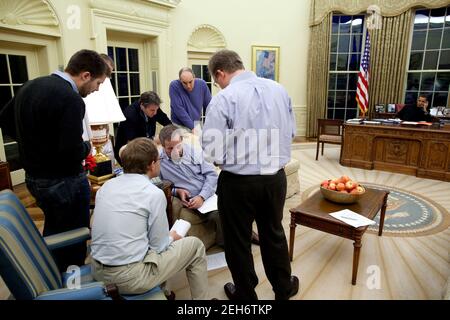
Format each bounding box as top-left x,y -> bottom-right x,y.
251,45 -> 280,82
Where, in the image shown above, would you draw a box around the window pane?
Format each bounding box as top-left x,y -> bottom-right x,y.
330,34 -> 338,52
426,29 -> 442,50
349,54 -> 360,71
337,54 -> 348,70
348,73 -> 358,89
328,74 -> 336,90
119,97 -> 129,110
336,74 -> 347,90
115,47 -> 127,71
442,29 -> 450,49
350,34 -> 362,52
405,91 -> 418,105
347,91 -> 356,109
446,8 -> 450,27
192,65 -> 201,78
0,55 -> 9,84
328,91 -> 335,109
414,10 -> 429,31
407,72 -> 421,90
117,73 -> 128,96
335,91 -> 346,107
327,107 -> 334,119
202,65 -> 211,82
411,30 -> 427,51
9,55 -> 28,83
0,86 -> 12,109
107,46 -> 114,59
332,16 -> 339,34
110,73 -> 116,94
12,85 -> 21,95
334,109 -> 345,119
433,91 -> 448,107
439,50 -> 450,69
338,34 -> 350,52
129,73 -> 140,96
409,52 -> 423,70
423,51 -> 439,69
339,16 -> 352,33
351,17 -> 364,34
329,54 -> 337,71
435,72 -> 450,91
346,109 -> 357,119
421,72 -> 436,91
429,8 -> 446,29
128,49 -> 139,72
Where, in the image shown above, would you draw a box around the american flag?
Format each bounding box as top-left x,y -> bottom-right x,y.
356,32 -> 371,115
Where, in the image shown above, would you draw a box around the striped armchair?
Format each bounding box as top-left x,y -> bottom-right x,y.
0,189 -> 165,300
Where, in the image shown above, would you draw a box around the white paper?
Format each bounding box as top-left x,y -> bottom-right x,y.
170,219 -> 191,237
329,209 -> 376,228
206,252 -> 228,271
198,194 -> 218,214
402,121 -> 419,125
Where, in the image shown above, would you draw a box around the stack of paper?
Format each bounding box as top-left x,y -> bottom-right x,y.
198,194 -> 218,214
206,252 -> 228,271
170,219 -> 191,237
329,209 -> 376,228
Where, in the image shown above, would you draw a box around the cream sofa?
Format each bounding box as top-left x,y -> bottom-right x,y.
170,133 -> 300,249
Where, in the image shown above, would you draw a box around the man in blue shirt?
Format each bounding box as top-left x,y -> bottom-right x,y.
169,67 -> 212,131
158,124 -> 223,248
202,49 -> 298,300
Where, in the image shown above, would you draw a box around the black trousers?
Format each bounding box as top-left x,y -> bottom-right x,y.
217,169 -> 292,300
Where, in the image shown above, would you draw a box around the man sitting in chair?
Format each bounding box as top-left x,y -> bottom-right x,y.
158,125 -> 259,248
90,137 -> 208,299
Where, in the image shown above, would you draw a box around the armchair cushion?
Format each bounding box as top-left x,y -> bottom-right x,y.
35,282 -> 109,300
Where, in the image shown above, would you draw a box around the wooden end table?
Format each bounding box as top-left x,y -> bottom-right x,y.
289,187 -> 389,285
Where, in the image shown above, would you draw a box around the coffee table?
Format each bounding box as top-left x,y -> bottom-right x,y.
289,187 -> 389,285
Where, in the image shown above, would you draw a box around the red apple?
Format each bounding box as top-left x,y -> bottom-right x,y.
328,182 -> 336,190
345,180 -> 356,190
336,182 -> 346,191
341,175 -> 350,183
321,180 -> 330,187
350,188 -> 359,194
356,186 -> 365,194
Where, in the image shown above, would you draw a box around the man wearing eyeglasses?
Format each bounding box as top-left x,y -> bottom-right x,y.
169,67 -> 212,133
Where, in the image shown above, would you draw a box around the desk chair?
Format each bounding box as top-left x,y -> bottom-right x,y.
316,119 -> 344,160
0,189 -> 165,300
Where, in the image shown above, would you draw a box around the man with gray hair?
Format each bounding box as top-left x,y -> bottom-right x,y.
202,49 -> 298,300
169,67 -> 212,131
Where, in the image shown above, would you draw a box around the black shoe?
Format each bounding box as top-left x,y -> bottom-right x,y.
251,231 -> 260,245
288,276 -> 299,298
165,291 -> 176,300
224,282 -> 238,300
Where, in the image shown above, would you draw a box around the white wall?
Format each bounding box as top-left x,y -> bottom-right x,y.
169,0 -> 311,135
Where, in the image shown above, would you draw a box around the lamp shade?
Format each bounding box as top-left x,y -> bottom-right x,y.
83,78 -> 125,125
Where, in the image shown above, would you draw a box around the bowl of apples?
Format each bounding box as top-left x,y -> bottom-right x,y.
320,175 -> 365,204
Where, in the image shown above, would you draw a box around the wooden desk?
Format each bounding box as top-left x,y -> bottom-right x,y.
90,179 -> 174,227
341,123 -> 450,182
289,188 -> 389,285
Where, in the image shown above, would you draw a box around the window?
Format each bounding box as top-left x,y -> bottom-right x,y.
405,7 -> 450,107
107,46 -> 141,110
328,15 -> 365,120
0,54 -> 28,172
192,64 -> 212,92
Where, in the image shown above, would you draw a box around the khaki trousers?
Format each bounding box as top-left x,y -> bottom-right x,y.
92,236 -> 208,299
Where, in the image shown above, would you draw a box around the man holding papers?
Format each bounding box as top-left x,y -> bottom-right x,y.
158,125 -> 224,248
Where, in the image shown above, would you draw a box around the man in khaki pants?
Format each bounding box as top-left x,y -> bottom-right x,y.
90,137 -> 208,299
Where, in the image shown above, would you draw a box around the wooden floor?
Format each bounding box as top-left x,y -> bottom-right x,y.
1,143 -> 449,300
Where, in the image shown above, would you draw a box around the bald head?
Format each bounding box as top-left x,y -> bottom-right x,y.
179,67 -> 195,92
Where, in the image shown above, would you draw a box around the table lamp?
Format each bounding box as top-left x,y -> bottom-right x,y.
83,77 -> 125,183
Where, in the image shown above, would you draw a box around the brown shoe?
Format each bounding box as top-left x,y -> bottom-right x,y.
165,291 -> 176,300
224,282 -> 238,300
251,231 -> 260,245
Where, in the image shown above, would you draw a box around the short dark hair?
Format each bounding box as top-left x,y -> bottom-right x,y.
100,53 -> 114,77
121,137 -> 158,174
65,49 -> 108,79
179,67 -> 195,78
159,124 -> 186,146
418,94 -> 428,101
139,91 -> 161,107
208,49 -> 244,77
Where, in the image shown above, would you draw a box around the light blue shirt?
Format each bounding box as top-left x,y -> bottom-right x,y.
52,70 -> 79,93
159,143 -> 218,200
201,71 -> 296,175
90,174 -> 170,265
